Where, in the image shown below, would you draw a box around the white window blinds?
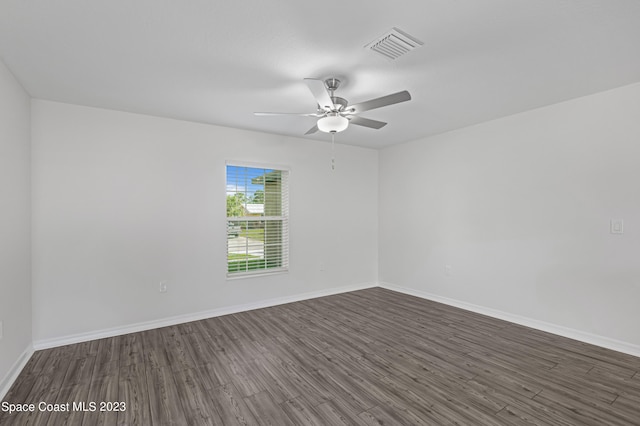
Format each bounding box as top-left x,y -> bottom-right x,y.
226,164 -> 289,276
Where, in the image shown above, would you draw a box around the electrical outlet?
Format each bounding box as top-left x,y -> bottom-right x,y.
159,281 -> 167,293
319,262 -> 325,271
445,265 -> 452,276
610,219 -> 624,234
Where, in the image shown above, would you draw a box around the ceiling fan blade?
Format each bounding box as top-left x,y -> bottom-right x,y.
254,112 -> 320,117
349,90 -> 411,114
348,115 -> 387,129
304,78 -> 335,110
304,124 -> 319,135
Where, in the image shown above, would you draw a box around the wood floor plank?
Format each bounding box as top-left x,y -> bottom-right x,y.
349,373 -> 439,425
534,388 -> 639,426
4,288 -> 640,425
312,398 -> 369,426
0,372 -> 37,407
82,373 -> 119,426
226,355 -> 267,398
119,332 -> 144,367
259,343 -> 334,406
145,365 -> 188,425
19,349 -> 51,376
197,357 -> 234,390
247,357 -> 300,404
465,377 -> 576,426
383,368 -> 508,426
92,336 -> 121,379
613,394 -> 640,421
467,349 -> 620,405
181,329 -> 219,367
243,390 -> 296,425
209,383 -> 258,426
307,353 -> 379,413
52,382 -> 91,426
63,355 -> 96,387
495,404 -> 555,426
0,374 -> 41,426
1,357 -> 73,426
139,328 -> 171,370
162,326 -> 198,373
172,367 -> 225,425
280,396 -> 327,426
359,404 -> 429,426
117,364 -> 151,426
495,399 -> 577,426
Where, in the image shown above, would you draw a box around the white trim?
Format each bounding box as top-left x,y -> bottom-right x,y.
379,282 -> 640,358
226,268 -> 288,280
0,345 -> 34,401
228,216 -> 286,221
226,160 -> 291,172
33,282 -> 377,351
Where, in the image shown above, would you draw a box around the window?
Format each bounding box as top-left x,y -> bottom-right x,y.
226,163 -> 289,277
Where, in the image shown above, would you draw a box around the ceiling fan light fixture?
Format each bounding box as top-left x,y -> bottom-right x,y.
317,113 -> 348,133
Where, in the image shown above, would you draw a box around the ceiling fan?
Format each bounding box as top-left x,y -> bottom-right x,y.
255,78 -> 411,134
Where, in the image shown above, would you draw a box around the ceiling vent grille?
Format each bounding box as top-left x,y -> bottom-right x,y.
365,27 -> 423,60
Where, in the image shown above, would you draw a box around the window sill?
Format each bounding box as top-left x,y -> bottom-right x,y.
226,268 -> 289,280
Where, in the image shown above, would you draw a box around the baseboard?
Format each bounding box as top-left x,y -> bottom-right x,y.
33,281 -> 377,351
0,345 -> 34,401
379,282 -> 640,358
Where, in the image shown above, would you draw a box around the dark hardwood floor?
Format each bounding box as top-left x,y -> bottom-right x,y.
2,287 -> 640,425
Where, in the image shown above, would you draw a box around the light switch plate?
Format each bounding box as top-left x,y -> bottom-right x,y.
610,219 -> 624,234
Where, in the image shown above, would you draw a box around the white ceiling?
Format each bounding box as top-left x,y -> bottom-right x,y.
2,1 -> 640,149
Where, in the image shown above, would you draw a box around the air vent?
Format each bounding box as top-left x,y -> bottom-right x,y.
365,27 -> 423,60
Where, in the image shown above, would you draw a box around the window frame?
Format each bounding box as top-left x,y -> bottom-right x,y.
225,161 -> 290,279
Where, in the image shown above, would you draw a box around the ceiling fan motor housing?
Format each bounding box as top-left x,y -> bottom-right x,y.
331,97 -> 348,111
324,77 -> 341,92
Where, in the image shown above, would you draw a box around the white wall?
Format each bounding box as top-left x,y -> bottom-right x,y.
31,100 -> 378,343
379,82 -> 640,348
21,79 -> 640,354
0,60 -> 32,393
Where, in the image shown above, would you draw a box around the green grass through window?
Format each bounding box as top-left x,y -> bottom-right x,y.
227,253 -> 281,273
239,228 -> 264,241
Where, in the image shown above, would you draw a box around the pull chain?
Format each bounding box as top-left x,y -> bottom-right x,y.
331,132 -> 336,170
